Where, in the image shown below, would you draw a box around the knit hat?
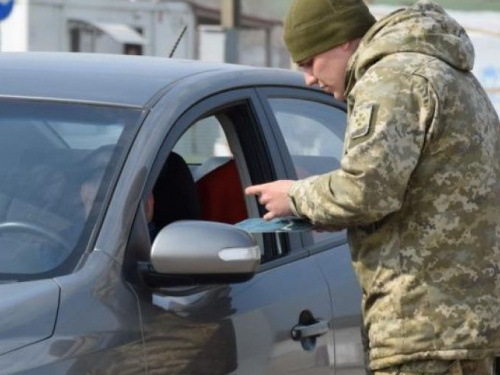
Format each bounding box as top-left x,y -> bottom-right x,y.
284,0 -> 376,63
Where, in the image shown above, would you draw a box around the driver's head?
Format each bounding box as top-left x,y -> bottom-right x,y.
79,145 -> 155,221
80,168 -> 104,218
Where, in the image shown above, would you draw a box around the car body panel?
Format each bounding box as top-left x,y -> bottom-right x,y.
0,53 -> 365,374
138,256 -> 335,375
0,53 -> 239,107
0,279 -> 59,356
0,250 -> 144,374
0,53 -> 303,108
122,86 -> 337,374
314,244 -> 366,374
254,86 -> 365,374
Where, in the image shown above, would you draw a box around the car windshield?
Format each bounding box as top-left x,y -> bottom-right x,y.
0,100 -> 142,281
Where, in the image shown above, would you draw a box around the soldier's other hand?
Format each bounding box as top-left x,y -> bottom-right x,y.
245,180 -> 295,221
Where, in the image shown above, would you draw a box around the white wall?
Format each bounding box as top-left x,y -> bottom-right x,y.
199,25 -> 225,63
30,1 -> 63,51
62,0 -> 195,58
468,31 -> 500,115
150,3 -> 195,59
1,0 -> 196,58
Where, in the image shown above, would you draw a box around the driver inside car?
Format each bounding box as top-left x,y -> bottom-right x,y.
80,145 -> 157,240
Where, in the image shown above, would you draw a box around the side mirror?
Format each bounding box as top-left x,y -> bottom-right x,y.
145,221 -> 260,286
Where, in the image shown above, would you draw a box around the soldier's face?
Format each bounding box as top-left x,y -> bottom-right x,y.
299,42 -> 355,101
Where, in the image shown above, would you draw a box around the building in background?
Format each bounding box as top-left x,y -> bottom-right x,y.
0,0 -> 288,67
0,1 -> 498,113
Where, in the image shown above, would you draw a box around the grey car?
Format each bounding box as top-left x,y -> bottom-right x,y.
0,53 -> 364,375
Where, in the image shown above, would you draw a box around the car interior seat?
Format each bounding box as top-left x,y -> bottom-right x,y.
126,151 -> 202,277
152,151 -> 202,230
194,157 -> 247,225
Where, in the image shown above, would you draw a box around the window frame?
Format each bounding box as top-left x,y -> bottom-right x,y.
255,87 -> 349,251
137,88 -> 305,270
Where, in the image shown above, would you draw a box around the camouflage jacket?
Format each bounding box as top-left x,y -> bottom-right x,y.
288,1 -> 500,370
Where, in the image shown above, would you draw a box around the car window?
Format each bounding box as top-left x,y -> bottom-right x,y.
0,100 -> 142,280
268,98 -> 347,243
48,121 -> 123,149
172,115 -> 248,226
173,115 -> 232,165
145,114 -> 246,242
146,100 -> 288,265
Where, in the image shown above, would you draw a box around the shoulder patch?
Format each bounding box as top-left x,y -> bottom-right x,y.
350,103 -> 374,140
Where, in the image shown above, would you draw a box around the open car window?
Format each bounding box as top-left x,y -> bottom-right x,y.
165,103 -> 292,263
0,100 -> 142,281
172,115 -> 247,226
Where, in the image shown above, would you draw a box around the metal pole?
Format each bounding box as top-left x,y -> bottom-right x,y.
265,28 -> 272,67
221,0 -> 241,64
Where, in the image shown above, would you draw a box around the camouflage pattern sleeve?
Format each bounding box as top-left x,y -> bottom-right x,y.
288,72 -> 435,227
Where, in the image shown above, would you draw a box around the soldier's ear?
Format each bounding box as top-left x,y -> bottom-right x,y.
341,38 -> 362,53
340,41 -> 351,51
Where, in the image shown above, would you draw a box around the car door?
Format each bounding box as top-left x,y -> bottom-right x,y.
256,87 -> 367,375
124,88 -> 336,374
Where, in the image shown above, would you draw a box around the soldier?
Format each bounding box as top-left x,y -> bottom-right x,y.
246,0 -> 500,374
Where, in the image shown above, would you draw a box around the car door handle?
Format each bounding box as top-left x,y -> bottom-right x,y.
291,319 -> 330,341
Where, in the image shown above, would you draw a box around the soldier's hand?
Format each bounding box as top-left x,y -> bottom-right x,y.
245,180 -> 295,220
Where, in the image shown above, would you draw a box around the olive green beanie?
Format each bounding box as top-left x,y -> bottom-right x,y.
284,0 -> 376,63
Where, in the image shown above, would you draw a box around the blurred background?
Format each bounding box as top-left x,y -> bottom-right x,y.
0,0 -> 498,112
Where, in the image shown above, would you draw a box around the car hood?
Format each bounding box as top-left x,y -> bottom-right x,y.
0,279 -> 60,356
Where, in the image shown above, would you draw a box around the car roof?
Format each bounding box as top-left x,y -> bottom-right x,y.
0,53 -> 305,108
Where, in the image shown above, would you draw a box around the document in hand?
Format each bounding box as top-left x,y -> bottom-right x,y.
235,217 -> 313,233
